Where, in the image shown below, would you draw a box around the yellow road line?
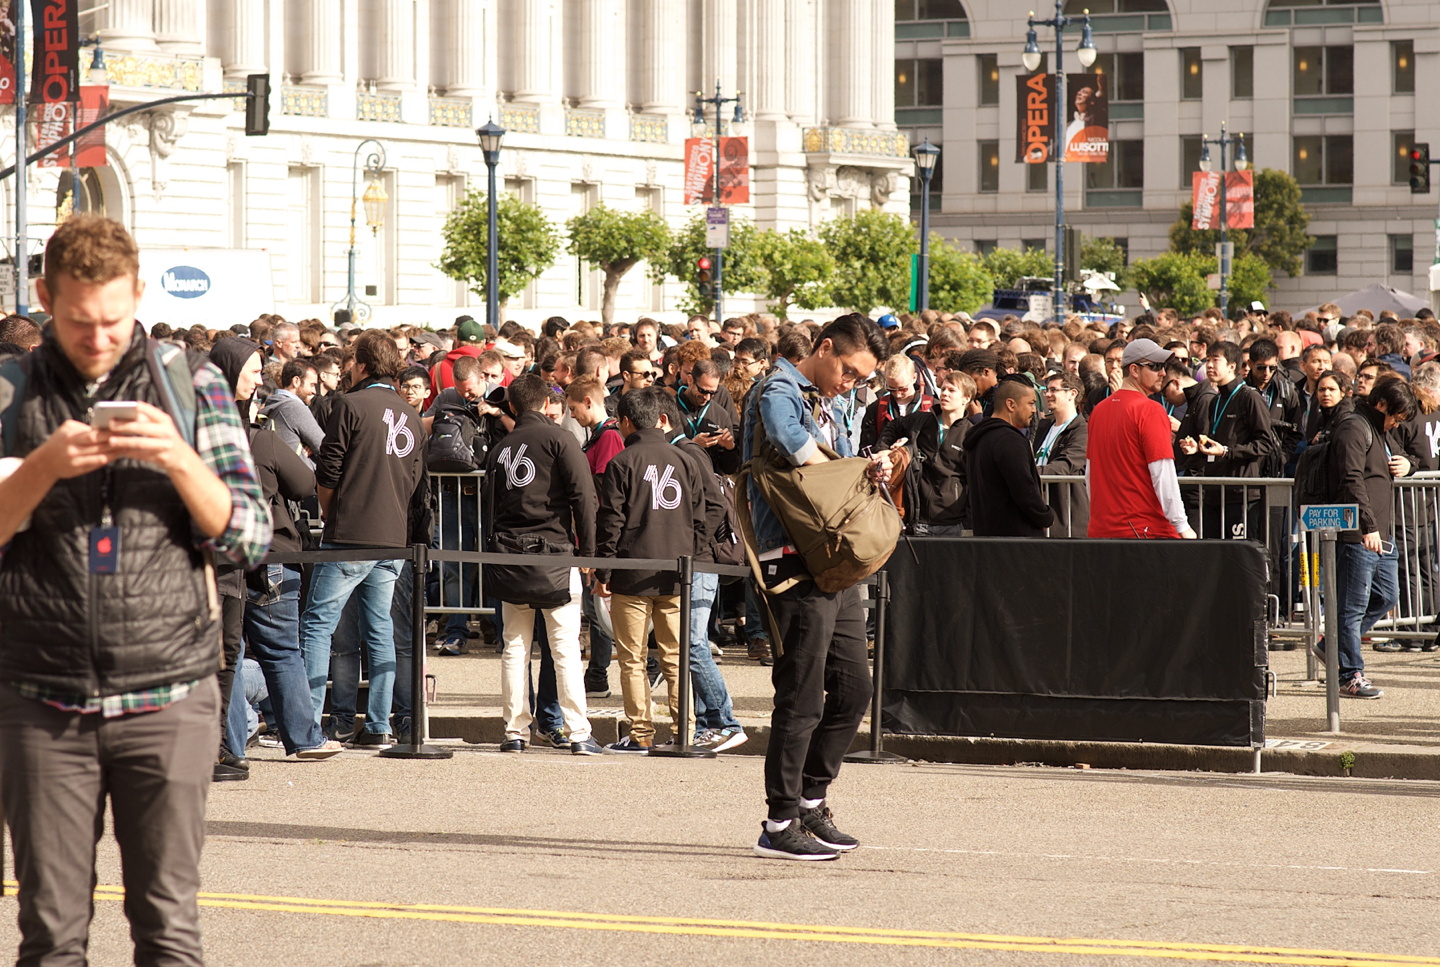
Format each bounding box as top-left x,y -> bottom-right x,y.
11,883 -> 1434,967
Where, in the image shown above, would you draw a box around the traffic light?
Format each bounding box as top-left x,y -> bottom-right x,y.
696,256 -> 713,298
1410,143 -> 1430,194
245,73 -> 270,137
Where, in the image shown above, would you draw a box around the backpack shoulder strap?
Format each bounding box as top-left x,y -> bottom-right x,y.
0,353 -> 32,457
145,339 -> 200,449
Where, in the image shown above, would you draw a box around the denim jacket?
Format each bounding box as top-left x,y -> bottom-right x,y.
742,357 -> 855,553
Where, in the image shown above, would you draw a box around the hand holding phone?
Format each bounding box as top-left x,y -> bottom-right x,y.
90,401 -> 139,430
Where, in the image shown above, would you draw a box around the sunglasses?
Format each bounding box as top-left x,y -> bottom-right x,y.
630,370 -> 656,379
691,386 -> 716,397
1137,361 -> 1167,373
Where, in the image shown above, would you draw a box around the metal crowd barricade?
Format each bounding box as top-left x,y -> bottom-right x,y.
429,471 -> 491,619
1370,471 -> 1440,642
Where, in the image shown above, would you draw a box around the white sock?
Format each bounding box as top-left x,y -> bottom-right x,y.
800,797 -> 824,810
764,818 -> 792,833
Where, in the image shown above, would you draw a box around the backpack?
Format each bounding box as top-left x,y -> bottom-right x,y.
736,374 -> 901,595
710,470 -> 746,579
1293,411 -> 1371,507
1,340 -> 200,456
425,402 -> 485,473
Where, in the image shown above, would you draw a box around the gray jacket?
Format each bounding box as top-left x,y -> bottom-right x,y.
259,388 -> 324,464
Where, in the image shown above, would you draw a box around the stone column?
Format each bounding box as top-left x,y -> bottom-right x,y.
750,0 -> 786,120
830,0 -> 871,127
870,0 -> 895,129
638,0 -> 683,114
301,0 -> 344,85
98,0 -> 156,50
444,0 -> 493,100
375,0 -> 416,91
702,0 -> 738,100
220,0 -> 267,81
786,0 -> 817,122
511,0 -> 556,103
154,0 -> 204,54
577,0 -> 623,108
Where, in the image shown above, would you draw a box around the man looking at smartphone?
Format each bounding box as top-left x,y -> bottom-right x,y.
677,359 -> 739,473
0,215 -> 271,964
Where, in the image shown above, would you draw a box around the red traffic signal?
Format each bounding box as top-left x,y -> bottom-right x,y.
1411,143 -> 1430,194
696,256 -> 714,297
696,257 -> 712,270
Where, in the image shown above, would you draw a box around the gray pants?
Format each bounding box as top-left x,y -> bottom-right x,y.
0,677 -> 219,967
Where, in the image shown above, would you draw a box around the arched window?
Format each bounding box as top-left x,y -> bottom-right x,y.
1265,0 -> 1382,27
896,0 -> 969,39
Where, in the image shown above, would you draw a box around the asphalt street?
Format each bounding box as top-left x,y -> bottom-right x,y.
4,746 -> 1438,967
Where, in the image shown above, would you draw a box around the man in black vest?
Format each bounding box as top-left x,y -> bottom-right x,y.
0,215 -> 271,964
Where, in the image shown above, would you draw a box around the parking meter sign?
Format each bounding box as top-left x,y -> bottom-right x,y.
1299,504 -> 1359,532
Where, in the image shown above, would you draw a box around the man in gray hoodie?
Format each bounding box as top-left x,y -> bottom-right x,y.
260,357 -> 325,463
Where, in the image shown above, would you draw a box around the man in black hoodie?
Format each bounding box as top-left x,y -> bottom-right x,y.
594,387 -> 705,752
964,378 -> 1055,537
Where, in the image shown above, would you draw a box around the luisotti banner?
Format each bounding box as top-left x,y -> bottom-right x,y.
1191,171 -> 1255,230
1016,73 -> 1109,163
683,137 -> 750,205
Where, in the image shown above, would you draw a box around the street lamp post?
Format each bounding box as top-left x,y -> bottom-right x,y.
1023,2 -> 1096,322
336,139 -> 387,324
692,81 -> 743,325
475,118 -> 506,332
1198,124 -> 1248,318
913,140 -> 940,312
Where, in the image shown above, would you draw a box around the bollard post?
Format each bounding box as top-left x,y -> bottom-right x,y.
650,556 -> 716,758
380,543 -> 453,759
1320,529 -> 1341,734
844,569 -> 906,764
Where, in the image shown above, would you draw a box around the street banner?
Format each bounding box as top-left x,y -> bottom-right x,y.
35,85 -> 108,168
28,0 -> 79,107
1191,170 -> 1255,230
1016,72 -> 1053,163
684,136 -> 750,204
1063,73 -> 1108,163
0,1 -> 15,104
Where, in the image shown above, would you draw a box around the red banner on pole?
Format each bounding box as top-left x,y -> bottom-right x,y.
1063,73 -> 1108,163
35,86 -> 109,169
1191,170 -> 1254,230
0,1 -> 16,105
1016,73 -> 1053,163
28,0 -> 79,107
683,137 -> 749,204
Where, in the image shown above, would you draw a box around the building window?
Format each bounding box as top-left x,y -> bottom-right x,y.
1390,234 -> 1414,274
1064,0 -> 1167,11
1393,41 -> 1415,94
286,167 -> 318,303
978,53 -> 999,106
1180,136 -> 1203,185
1027,161 -> 1047,193
975,239 -> 998,257
1180,48 -> 1202,100
1393,131 -> 1415,185
1265,0 -> 1383,28
226,162 -> 246,249
1087,139 -> 1145,190
1293,135 -> 1352,185
896,58 -> 944,107
1293,46 -> 1353,97
1232,47 -> 1253,99
1021,238 -> 1048,253
896,0 -> 967,20
1093,52 -> 1144,102
1307,235 -> 1338,276
979,140 -> 999,193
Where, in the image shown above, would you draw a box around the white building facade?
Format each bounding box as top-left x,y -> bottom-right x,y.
896,0 -> 1440,312
3,0 -> 912,328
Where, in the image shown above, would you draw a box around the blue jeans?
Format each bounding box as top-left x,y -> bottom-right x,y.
1335,540 -> 1400,683
440,497 -> 480,639
224,637 -> 248,759
689,570 -> 739,733
300,550 -> 403,735
584,588 -> 613,675
529,612 -> 563,735
246,564 -> 327,754
744,579 -> 768,643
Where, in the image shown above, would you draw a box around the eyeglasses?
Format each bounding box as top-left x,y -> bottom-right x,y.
1251,363 -> 1278,374
839,361 -> 871,385
691,386 -> 716,397
1137,361 -> 1167,373
629,369 -> 656,380
1316,316 -> 1334,324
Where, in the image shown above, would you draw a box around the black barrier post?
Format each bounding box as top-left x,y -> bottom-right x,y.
651,555 -> 716,759
844,569 -> 906,764
1320,530 -> 1341,734
380,544 -> 453,760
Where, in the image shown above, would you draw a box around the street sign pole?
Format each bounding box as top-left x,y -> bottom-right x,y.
1320,529 -> 1340,734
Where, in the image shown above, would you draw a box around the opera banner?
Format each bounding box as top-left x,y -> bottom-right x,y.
28,0 -> 79,108
1063,74 -> 1108,163
684,137 -> 750,205
1016,72 -> 1053,163
1191,170 -> 1255,230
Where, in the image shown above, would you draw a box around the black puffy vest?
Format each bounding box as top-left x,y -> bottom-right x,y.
0,334 -> 220,694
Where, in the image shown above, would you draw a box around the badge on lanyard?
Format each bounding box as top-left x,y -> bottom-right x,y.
89,525 -> 121,574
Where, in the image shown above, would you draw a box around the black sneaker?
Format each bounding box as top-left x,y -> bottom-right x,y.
584,671 -> 611,698
800,805 -> 859,851
350,731 -> 395,750
754,821 -> 840,861
1340,675 -> 1383,699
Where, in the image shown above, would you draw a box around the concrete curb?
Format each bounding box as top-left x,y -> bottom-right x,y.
427,712 -> 1440,781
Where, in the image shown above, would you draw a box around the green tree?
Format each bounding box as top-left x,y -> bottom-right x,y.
1168,167 -> 1313,277
927,236 -> 993,314
1081,236 -> 1130,289
437,191 -> 561,307
1226,252 -> 1273,311
818,209 -> 915,313
566,204 -> 672,327
981,245 -> 1055,287
653,212 -> 759,317
1127,251 -> 1215,316
745,227 -> 835,319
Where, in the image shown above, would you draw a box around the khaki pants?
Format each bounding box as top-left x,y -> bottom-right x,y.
610,593 -> 691,742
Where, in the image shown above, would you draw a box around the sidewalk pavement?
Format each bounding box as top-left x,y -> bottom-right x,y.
416,634 -> 1440,780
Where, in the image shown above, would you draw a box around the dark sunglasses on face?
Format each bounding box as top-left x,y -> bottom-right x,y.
1137,361 -> 1167,373
691,386 -> 716,397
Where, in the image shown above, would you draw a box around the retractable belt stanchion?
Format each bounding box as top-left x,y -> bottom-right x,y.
1320,529 -> 1341,734
381,543 -> 453,759
844,569 -> 906,764
651,555 -> 715,759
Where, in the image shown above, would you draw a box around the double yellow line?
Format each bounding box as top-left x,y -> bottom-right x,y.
23,885 -> 1416,965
